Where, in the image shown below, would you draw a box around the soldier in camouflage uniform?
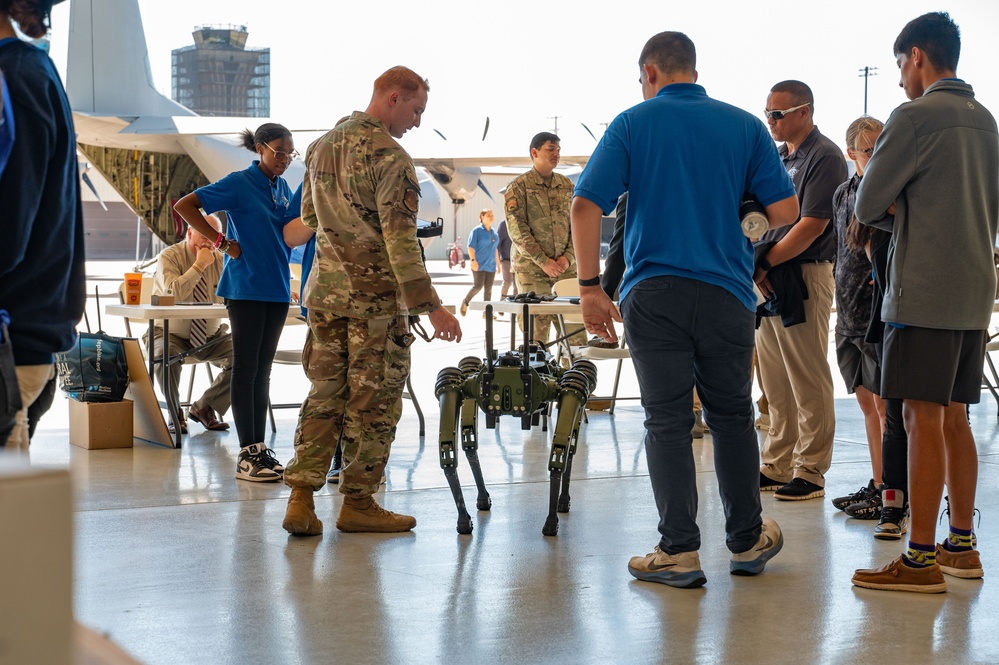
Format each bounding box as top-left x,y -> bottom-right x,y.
505,132 -> 587,347
282,66 -> 462,536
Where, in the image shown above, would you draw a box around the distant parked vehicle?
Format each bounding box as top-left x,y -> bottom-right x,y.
447,237 -> 466,270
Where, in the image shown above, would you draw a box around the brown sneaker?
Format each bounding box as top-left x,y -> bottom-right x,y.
586,397 -> 612,411
852,555 -> 947,593
282,487 -> 323,536
936,545 -> 984,579
336,496 -> 416,533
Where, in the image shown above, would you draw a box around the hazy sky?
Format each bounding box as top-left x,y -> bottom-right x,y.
48,0 -> 999,159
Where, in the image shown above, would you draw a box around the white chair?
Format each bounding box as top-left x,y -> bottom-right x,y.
982,330 -> 999,417
265,313 -> 427,437
550,279 -> 589,366
551,279 -> 637,415
268,314 -> 307,432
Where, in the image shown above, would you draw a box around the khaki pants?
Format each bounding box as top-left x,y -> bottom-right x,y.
6,364 -> 55,452
514,271 -> 587,347
756,263 -> 836,486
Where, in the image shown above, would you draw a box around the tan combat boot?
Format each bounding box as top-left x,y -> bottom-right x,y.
336,496 -> 416,533
282,486 -> 323,536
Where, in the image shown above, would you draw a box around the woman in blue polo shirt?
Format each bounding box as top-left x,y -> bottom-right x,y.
459,208 -> 500,316
174,123 -> 300,483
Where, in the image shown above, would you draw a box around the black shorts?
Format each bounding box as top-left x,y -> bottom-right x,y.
881,325 -> 987,405
835,333 -> 880,395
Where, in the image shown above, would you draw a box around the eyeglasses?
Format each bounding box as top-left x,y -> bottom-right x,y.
262,143 -> 300,161
763,103 -> 811,120
853,147 -> 875,156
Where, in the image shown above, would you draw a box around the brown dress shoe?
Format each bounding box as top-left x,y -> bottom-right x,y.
282,487 -> 323,536
188,404 -> 230,431
336,496 -> 416,533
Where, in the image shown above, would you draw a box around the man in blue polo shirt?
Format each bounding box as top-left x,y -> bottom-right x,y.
571,31 -> 799,588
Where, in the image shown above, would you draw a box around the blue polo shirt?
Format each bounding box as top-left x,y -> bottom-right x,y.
195,161 -> 299,303
574,83 -> 795,311
467,224 -> 499,272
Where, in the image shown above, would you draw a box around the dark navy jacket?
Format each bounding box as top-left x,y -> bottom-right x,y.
0,38 -> 86,364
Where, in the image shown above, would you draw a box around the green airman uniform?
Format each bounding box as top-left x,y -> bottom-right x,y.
504,167 -> 585,346
283,111 -> 441,498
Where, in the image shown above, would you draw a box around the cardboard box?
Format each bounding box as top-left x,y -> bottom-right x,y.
68,398 -> 134,449
0,457 -> 73,665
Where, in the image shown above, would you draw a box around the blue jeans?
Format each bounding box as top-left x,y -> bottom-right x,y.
623,276 -> 762,554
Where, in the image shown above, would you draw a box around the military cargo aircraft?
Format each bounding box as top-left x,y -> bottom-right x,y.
66,0 -> 592,244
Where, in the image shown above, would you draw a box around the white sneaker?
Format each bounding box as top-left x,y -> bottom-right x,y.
730,517 -> 783,575
873,506 -> 908,540
627,547 -> 706,588
236,443 -> 282,482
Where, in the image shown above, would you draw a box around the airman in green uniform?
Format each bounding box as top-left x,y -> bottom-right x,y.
282,66 -> 462,536
505,132 -> 586,347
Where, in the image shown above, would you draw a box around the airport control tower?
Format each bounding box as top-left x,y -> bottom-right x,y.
171,25 -> 270,117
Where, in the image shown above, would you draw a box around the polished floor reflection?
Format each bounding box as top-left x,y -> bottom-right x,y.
21,264 -> 999,664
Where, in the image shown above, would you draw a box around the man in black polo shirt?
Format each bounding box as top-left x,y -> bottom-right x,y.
755,80 -> 848,500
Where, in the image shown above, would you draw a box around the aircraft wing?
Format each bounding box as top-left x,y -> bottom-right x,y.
415,154 -> 589,169
64,0 -> 598,245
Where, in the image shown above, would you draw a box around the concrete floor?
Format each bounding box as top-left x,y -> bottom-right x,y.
18,261 -> 999,664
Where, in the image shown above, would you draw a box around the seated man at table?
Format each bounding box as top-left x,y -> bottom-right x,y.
146,218 -> 233,433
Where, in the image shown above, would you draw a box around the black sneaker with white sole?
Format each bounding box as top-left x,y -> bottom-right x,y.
845,490 -> 883,519
236,443 -> 282,482
760,472 -> 783,492
774,477 -> 825,501
832,479 -> 876,511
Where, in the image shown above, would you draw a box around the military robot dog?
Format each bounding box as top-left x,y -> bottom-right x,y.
435,298 -> 596,536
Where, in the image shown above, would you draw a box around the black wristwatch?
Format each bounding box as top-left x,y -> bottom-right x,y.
578,275 -> 601,287
758,257 -> 772,272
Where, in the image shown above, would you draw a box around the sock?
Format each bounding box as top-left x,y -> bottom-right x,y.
944,525 -> 974,552
904,542 -> 936,567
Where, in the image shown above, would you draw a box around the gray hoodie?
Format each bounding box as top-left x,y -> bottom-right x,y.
856,78 -> 999,330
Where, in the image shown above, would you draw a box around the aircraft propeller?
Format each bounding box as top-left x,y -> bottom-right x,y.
79,161 -> 108,211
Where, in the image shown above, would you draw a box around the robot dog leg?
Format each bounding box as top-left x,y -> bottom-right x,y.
458,357 -> 491,512
435,366 -> 474,534
542,359 -> 598,537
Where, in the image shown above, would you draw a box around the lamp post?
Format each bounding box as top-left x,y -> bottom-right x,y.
859,66 -> 879,115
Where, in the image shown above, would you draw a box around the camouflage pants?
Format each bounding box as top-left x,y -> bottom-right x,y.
514,272 -> 588,347
283,312 -> 413,497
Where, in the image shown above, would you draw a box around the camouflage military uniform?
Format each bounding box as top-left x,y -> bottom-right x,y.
283,111 -> 441,497
504,167 -> 586,346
